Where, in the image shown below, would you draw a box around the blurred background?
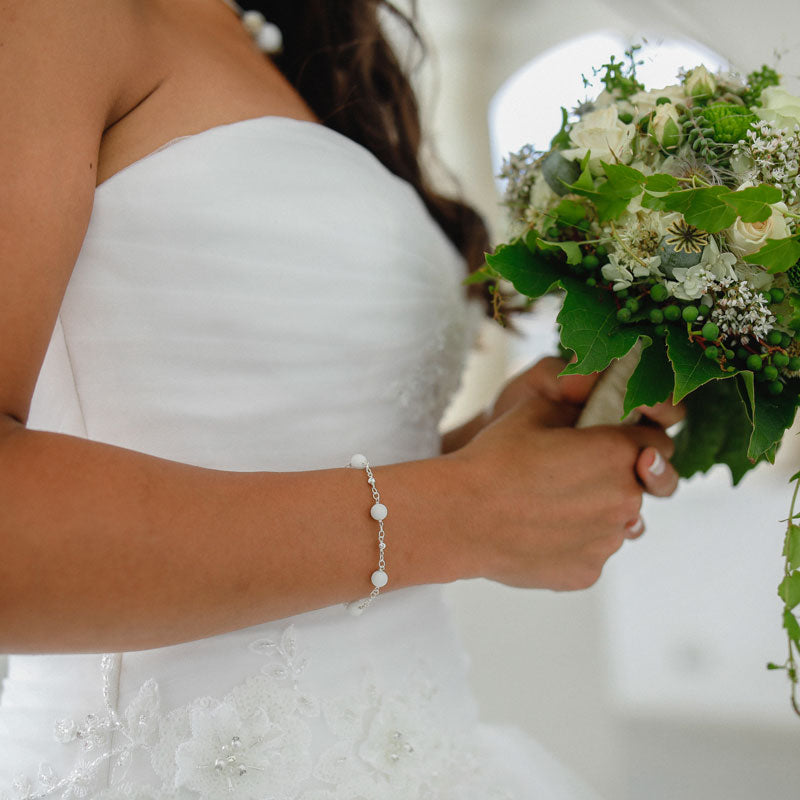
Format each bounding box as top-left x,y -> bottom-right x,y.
415,0 -> 800,797
2,1 -> 799,797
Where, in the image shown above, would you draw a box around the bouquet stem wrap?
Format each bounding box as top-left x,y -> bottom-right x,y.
576,342 -> 643,428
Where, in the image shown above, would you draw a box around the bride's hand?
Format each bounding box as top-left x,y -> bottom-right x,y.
442,357 -> 682,590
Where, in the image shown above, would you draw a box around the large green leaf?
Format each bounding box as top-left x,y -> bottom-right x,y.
662,186 -> 737,233
670,375 -> 757,482
743,237 -> 800,273
724,184 -> 783,222
665,326 -> 729,402
785,525 -> 800,572
558,278 -> 648,375
622,337 -> 674,417
747,377 -> 800,460
644,173 -> 679,193
485,239 -> 561,298
783,608 -> 800,645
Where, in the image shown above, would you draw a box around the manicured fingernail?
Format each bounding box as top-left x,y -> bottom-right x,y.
626,517 -> 644,536
649,450 -> 665,476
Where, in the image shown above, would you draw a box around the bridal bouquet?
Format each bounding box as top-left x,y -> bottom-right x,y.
478,50 -> 800,712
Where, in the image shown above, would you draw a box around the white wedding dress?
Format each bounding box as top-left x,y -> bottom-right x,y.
0,117 -> 601,799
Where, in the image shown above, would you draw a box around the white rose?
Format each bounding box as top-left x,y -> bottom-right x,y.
650,103 -> 683,150
561,106 -> 635,175
629,84 -> 686,118
726,198 -> 791,257
685,66 -> 716,98
756,86 -> 800,129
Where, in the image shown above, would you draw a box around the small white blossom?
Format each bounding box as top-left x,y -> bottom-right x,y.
699,239 -> 738,282
601,254 -> 634,290
667,265 -> 712,301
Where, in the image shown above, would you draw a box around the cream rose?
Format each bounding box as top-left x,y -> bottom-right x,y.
650,102 -> 683,150
756,86 -> 800,129
726,198 -> 791,257
561,106 -> 635,175
685,65 -> 716,98
629,84 -> 686,117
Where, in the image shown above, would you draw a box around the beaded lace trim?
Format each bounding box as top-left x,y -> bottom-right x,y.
3,626 -> 515,800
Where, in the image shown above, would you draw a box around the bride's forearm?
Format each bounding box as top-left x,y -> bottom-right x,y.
0,416 -> 463,654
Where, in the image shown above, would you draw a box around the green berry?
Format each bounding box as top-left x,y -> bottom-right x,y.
774,352 -> 790,368
616,288 -> 630,299
649,309 -> 664,324
770,288 -> 786,303
764,364 -> 779,381
737,347 -> 750,361
768,380 -> 785,395
626,298 -> 640,313
789,357 -> 800,371
617,307 -> 632,322
704,346 -> 719,360
595,245 -> 608,258
586,277 -> 597,286
654,324 -> 668,337
650,284 -> 669,302
768,330 -> 783,346
546,226 -> 559,239
746,354 -> 763,371
724,348 -> 735,360
682,305 -> 699,323
781,333 -> 792,348
664,304 -> 681,321
701,322 -> 720,340
725,365 -> 736,372
582,254 -> 599,269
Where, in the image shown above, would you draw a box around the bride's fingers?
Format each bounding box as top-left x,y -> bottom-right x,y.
637,398 -> 685,429
624,516 -> 645,539
635,446 -> 680,497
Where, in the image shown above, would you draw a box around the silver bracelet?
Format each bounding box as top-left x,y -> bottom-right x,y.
346,454 -> 388,616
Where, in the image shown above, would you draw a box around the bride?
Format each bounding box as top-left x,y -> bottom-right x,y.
0,0 -> 681,796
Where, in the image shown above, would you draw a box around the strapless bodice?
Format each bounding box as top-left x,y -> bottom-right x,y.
0,117 -> 599,800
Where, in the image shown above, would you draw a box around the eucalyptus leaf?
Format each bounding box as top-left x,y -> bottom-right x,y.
622,338 -> 673,418
743,237 -> 800,274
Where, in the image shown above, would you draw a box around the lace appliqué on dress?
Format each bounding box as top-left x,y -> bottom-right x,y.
4,627 -> 514,800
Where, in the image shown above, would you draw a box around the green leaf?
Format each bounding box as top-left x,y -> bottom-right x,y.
622,338 -> 674,418
724,184 -> 783,222
641,191 -> 670,211
558,278 -> 648,375
743,237 -> 800,273
778,571 -> 800,610
463,266 -> 493,285
539,239 -> 583,265
662,186 -> 738,234
784,608 -> 800,645
785,525 -> 800,571
747,377 -> 800,461
644,173 -> 679,193
665,327 -> 728,403
670,375 -> 757,482
600,161 -> 646,194
485,239 -> 562,299
790,470 -> 800,482
550,106 -> 572,150
553,198 -> 588,227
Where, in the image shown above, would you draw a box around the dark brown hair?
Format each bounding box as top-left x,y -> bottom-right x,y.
254,0 -> 490,308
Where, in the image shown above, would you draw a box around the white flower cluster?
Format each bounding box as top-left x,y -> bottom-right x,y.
737,120 -> 800,205
705,273 -> 776,340
499,144 -> 542,214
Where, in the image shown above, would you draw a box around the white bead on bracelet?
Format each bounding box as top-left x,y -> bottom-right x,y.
346,454 -> 388,616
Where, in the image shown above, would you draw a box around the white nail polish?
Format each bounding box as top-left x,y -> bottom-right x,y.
627,517 -> 644,536
649,450 -> 665,476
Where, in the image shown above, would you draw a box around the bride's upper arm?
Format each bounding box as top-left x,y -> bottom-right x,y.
0,0 -> 140,425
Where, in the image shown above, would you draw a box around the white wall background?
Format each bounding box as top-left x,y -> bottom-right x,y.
419,0 -> 800,797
